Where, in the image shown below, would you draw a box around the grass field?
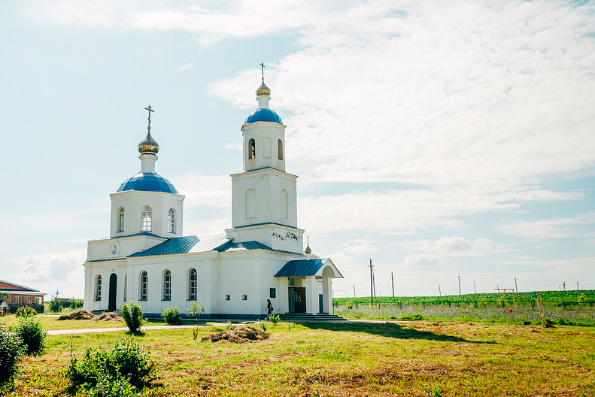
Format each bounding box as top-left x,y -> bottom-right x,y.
2,316 -> 594,396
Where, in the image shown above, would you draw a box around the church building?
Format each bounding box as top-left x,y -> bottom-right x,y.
82,74 -> 342,318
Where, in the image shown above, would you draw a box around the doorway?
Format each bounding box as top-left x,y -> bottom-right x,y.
288,287 -> 306,313
108,273 -> 117,311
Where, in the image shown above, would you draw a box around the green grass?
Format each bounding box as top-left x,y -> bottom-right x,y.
1,319 -> 594,396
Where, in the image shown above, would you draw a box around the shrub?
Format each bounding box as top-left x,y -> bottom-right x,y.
0,324 -> 24,389
401,314 -> 424,321
12,316 -> 47,356
68,298 -> 84,309
161,306 -> 181,325
16,306 -> 37,317
257,319 -> 267,332
49,290 -> 62,313
267,314 -> 280,325
121,301 -> 144,333
67,338 -> 156,394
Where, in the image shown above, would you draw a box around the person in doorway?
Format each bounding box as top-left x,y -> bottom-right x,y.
293,290 -> 302,312
266,299 -> 273,315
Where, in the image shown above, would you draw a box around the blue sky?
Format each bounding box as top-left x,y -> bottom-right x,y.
1,0 -> 594,299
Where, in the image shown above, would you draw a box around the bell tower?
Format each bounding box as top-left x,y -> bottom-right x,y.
226,67 -> 303,253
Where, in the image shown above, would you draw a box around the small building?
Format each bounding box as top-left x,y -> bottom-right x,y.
0,280 -> 46,313
0,299 -> 10,315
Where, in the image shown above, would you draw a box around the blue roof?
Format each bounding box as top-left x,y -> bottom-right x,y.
215,240 -> 273,252
274,259 -> 325,277
129,234 -> 230,257
244,108 -> 283,125
117,172 -> 178,193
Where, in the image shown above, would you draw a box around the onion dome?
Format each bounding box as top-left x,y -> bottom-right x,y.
117,172 -> 177,193
256,81 -> 271,96
244,108 -> 283,124
305,245 -> 312,254
138,130 -> 159,154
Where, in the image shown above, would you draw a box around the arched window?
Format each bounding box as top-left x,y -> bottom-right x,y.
279,189 -> 288,219
118,207 -> 125,233
278,139 -> 284,160
142,206 -> 152,232
162,270 -> 171,301
188,269 -> 197,301
263,137 -> 271,158
95,275 -> 102,301
248,138 -> 256,159
168,208 -> 176,234
139,271 -> 148,301
123,274 -> 127,301
245,189 -> 256,219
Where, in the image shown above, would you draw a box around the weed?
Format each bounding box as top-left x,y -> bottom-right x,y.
267,314 -> 280,325
257,319 -> 268,332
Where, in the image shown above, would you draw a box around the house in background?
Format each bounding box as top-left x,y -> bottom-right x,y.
0,280 -> 46,313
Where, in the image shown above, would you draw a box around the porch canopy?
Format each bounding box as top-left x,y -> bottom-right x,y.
274,258 -> 343,278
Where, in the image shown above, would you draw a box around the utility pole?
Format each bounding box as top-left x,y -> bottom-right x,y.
391,272 -> 395,299
514,278 -> 518,293
577,282 -> 580,291
353,285 -> 357,298
474,281 -> 476,294
438,284 -> 442,296
563,281 -> 566,291
368,258 -> 374,305
458,275 -> 461,296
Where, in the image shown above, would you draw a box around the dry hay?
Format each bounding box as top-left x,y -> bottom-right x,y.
202,325 -> 269,343
94,312 -> 123,322
57,308 -> 95,321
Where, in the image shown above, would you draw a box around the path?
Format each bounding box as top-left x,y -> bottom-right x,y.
48,323 -> 221,335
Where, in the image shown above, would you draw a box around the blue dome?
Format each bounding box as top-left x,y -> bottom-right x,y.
244,108 -> 283,125
117,172 -> 178,193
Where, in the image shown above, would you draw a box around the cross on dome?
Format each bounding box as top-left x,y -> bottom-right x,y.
138,105 -> 159,154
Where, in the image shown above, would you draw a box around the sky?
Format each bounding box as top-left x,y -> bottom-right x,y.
1,0 -> 594,299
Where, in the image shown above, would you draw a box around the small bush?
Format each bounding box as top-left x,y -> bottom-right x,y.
257,319 -> 267,332
161,306 -> 181,325
267,314 -> 280,325
121,301 -> 144,333
49,298 -> 62,313
12,316 -> 47,356
0,324 -> 24,389
16,306 -> 37,317
68,298 -> 84,309
67,338 -> 156,394
401,314 -> 424,321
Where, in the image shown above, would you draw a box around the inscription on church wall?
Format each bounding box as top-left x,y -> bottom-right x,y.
272,231 -> 299,242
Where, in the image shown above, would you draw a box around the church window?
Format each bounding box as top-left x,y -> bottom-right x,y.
118,208 -> 125,233
168,209 -> 176,234
248,139 -> 256,159
270,288 -> 276,299
139,271 -> 148,301
278,139 -> 283,160
142,206 -> 152,232
245,189 -> 256,219
242,295 -> 247,300
279,190 -> 288,219
263,137 -> 271,158
225,295 -> 230,301
162,270 -> 171,301
95,275 -> 102,301
188,269 -> 197,301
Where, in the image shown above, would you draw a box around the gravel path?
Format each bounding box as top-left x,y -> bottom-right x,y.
47,323 -> 221,335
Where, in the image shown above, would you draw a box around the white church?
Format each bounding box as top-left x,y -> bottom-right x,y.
82,74 -> 342,319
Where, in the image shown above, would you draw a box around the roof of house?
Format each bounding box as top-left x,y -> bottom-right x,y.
0,280 -> 41,292
274,258 -> 343,278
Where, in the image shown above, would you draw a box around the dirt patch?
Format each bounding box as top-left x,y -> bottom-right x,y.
56,309 -> 95,320
202,325 -> 269,343
94,312 -> 123,322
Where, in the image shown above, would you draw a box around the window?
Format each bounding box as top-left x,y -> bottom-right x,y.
225,295 -> 230,301
95,275 -> 102,301
270,288 -> 276,299
248,138 -> 256,159
118,208 -> 125,232
139,271 -> 148,301
123,274 -> 127,301
278,139 -> 283,160
163,270 -> 171,301
245,189 -> 256,219
242,295 -> 247,301
168,208 -> 176,234
142,206 -> 152,232
188,269 -> 197,300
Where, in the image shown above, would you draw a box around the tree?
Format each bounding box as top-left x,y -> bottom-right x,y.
49,290 -> 62,313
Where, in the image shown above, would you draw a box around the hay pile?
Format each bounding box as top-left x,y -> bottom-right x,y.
94,312 -> 123,322
57,309 -> 95,320
202,325 -> 269,343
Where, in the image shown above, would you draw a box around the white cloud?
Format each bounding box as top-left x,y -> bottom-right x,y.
400,236 -> 504,257
498,212 -> 595,239
177,62 -> 194,72
174,174 -> 231,208
402,253 -> 445,268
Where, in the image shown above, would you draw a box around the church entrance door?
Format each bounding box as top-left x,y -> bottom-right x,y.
108,273 -> 117,311
288,287 -> 306,313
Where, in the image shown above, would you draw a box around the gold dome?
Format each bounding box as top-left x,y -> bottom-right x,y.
256,81 -> 271,96
138,129 -> 159,154
305,245 -> 312,254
